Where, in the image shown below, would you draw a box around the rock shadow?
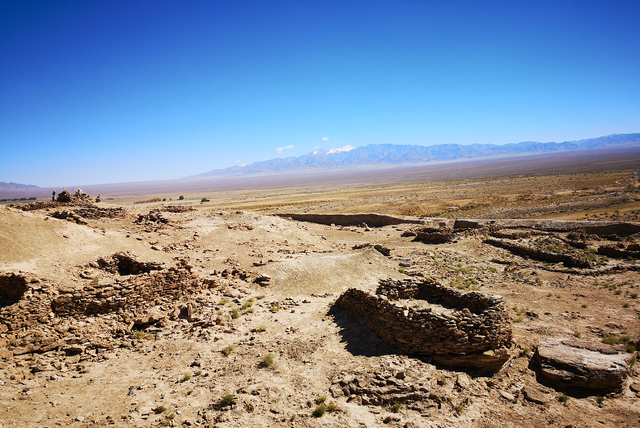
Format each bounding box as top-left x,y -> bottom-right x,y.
327,304 -> 399,357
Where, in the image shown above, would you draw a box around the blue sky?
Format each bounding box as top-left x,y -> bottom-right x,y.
1,0 -> 639,186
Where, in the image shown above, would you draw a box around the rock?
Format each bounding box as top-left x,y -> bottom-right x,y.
254,274 -> 271,287
499,390 -> 515,402
522,386 -> 550,404
431,347 -> 513,373
534,338 -> 634,392
134,307 -> 166,326
630,382 -> 640,393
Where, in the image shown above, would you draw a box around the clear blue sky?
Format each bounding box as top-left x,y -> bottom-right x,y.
2,0 -> 639,186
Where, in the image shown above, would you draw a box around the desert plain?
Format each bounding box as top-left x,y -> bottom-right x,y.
1,158 -> 640,427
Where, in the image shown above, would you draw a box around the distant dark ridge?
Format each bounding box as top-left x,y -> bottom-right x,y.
197,133 -> 640,177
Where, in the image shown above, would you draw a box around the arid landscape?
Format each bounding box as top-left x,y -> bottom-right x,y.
1,167 -> 640,428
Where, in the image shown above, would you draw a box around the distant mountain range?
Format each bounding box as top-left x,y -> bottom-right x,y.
197,133 -> 640,177
0,182 -> 41,191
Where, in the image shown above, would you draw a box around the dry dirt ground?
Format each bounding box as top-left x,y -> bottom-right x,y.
1,173 -> 639,428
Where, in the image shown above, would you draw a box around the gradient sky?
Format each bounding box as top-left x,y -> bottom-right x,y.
2,0 -> 639,187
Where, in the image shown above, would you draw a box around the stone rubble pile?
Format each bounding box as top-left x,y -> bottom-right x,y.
0,254 -> 235,359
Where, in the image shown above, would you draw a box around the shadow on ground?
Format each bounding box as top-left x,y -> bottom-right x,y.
328,304 -> 400,357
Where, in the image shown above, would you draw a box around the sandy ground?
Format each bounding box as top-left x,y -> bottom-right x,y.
0,190 -> 639,427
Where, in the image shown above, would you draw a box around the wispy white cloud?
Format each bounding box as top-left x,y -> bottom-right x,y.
328,144 -> 356,154
322,137 -> 329,141
276,145 -> 294,154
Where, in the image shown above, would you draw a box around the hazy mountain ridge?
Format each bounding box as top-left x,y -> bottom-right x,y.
197,133 -> 640,177
0,182 -> 41,191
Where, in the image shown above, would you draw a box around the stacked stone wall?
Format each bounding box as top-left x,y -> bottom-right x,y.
336,278 -> 512,356
51,268 -> 215,317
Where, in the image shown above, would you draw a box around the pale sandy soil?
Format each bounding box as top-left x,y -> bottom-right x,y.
0,180 -> 639,428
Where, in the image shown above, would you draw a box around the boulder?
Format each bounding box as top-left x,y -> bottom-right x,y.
534,338 -> 634,392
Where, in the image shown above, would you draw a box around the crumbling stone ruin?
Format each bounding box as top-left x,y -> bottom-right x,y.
336,278 -> 513,371
0,254 -> 227,358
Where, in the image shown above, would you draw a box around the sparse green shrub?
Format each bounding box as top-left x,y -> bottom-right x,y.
392,401 -> 403,413
154,405 -> 167,414
231,308 -> 239,319
201,197 -> 209,203
269,305 -> 280,313
623,303 -> 630,308
91,277 -> 99,286
181,374 -> 191,382
327,402 -> 339,413
256,295 -> 266,300
194,370 -> 202,376
558,394 -> 569,403
313,404 -> 326,417
261,354 -> 274,367
596,395 -> 605,406
172,292 -> 182,301
513,316 -> 523,323
581,304 -> 587,308
573,331 -> 582,338
258,325 -> 267,332
455,403 -> 465,414
315,395 -> 327,404
222,345 -> 235,356
631,293 -> 638,299
221,393 -> 235,407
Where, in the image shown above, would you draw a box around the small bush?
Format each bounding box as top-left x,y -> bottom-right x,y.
455,403 -> 465,414
269,305 -> 280,313
631,293 -> 638,299
221,393 -> 235,407
558,394 -> 569,403
326,402 -> 339,413
392,401 -> 403,413
222,345 -> 235,356
258,325 -> 267,332
573,331 -> 581,338
201,197 -> 209,203
91,277 -> 99,286
596,395 -> 605,406
181,374 -> 191,382
256,295 -> 266,300
231,308 -> 239,319
172,292 -> 182,301
315,395 -> 327,404
313,404 -> 326,417
262,354 -> 274,367
194,370 -> 202,376
154,405 -> 167,414
241,301 -> 253,310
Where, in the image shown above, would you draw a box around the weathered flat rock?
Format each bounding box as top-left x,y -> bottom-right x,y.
534,338 -> 634,392
522,386 -> 550,404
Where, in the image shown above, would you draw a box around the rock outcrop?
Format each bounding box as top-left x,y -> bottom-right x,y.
534,337 -> 635,392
